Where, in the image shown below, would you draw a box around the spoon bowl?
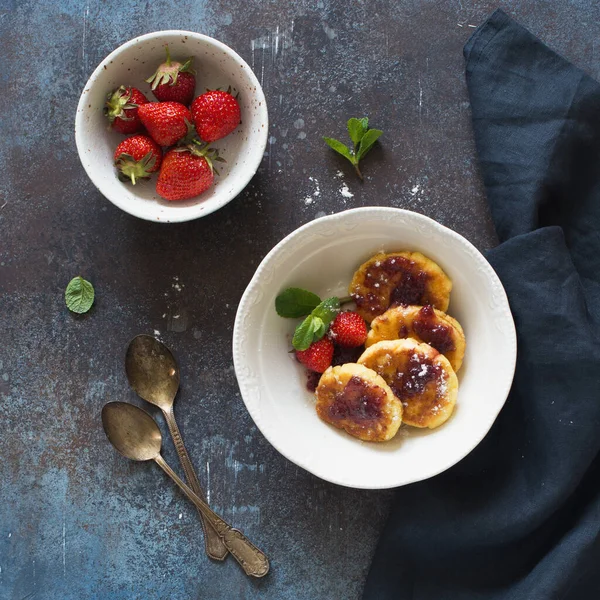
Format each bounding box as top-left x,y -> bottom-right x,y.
125,334 -> 179,410
102,401 -> 162,461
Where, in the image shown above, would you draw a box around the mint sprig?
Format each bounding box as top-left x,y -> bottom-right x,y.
323,117 -> 383,180
275,288 -> 349,350
292,297 -> 340,351
275,287 -> 321,318
65,276 -> 95,314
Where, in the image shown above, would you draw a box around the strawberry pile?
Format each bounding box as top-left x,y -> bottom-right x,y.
297,310 -> 368,382
274,287 -> 369,389
105,46 -> 241,202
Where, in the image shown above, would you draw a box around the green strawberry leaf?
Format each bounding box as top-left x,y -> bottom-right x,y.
275,287 -> 321,318
65,276 -> 94,314
359,117 -> 369,130
323,137 -> 353,162
357,128 -> 383,161
347,118 -> 367,146
292,316 -> 318,351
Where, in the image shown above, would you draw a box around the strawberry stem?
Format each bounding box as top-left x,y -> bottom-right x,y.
115,151 -> 157,185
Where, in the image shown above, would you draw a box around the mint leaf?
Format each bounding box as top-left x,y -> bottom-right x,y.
357,128 -> 383,161
65,276 -> 94,314
312,297 -> 340,325
347,118 -> 367,146
275,287 -> 321,318
292,316 -> 318,351
312,316 -> 326,339
323,137 -> 353,162
291,297 -> 340,351
324,117 -> 382,180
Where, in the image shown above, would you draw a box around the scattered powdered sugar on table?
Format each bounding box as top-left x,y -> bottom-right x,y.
309,176 -> 321,196
303,176 -> 321,205
340,184 -> 353,198
172,276 -> 184,292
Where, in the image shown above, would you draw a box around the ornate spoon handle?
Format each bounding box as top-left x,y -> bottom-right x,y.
154,454 -> 270,578
163,406 -> 228,560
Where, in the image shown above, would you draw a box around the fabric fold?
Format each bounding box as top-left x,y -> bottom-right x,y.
363,10 -> 600,600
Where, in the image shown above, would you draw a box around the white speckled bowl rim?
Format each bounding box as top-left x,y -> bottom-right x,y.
233,207 -> 517,489
75,30 -> 268,222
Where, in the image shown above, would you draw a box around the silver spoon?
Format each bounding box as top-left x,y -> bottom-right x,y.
102,401 -> 270,578
125,334 -> 227,561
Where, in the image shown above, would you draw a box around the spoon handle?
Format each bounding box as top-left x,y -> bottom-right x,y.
163,407 -> 228,561
154,454 -> 270,578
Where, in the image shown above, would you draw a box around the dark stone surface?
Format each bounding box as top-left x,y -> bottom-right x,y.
0,1 -> 598,599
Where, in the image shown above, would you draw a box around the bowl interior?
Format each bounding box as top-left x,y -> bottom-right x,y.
233,208 -> 516,489
75,31 -> 267,222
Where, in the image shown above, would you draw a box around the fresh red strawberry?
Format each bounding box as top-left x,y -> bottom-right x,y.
191,90 -> 241,142
113,135 -> 162,184
137,102 -> 192,147
329,312 -> 368,347
156,142 -> 220,201
105,86 -> 149,134
296,337 -> 334,373
146,46 -> 196,105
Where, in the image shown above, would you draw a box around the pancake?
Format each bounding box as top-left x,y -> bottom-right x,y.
349,251 -> 452,323
358,339 -> 458,429
366,305 -> 466,371
315,363 -> 402,442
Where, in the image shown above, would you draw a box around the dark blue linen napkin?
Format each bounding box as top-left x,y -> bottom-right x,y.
363,9 -> 600,599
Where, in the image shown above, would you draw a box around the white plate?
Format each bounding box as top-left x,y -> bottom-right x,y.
233,207 -> 516,489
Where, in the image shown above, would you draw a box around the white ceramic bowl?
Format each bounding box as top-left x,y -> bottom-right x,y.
75,30 -> 268,222
233,207 -> 517,489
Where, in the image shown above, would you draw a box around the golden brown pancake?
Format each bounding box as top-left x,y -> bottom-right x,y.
358,339 -> 458,429
349,251 -> 452,323
315,363 -> 402,442
366,305 -> 466,371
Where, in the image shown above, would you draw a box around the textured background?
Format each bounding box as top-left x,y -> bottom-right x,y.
1,1 -> 599,599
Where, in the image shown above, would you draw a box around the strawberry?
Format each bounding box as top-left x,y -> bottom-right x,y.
113,135 -> 162,184
146,46 -> 196,106
329,312 -> 368,347
191,90 -> 241,142
156,142 -> 220,201
105,86 -> 149,134
138,102 -> 192,147
296,337 -> 334,373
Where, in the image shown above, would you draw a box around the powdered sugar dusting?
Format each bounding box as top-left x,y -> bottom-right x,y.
437,373 -> 449,396
302,176 -> 321,205
340,184 -> 353,198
